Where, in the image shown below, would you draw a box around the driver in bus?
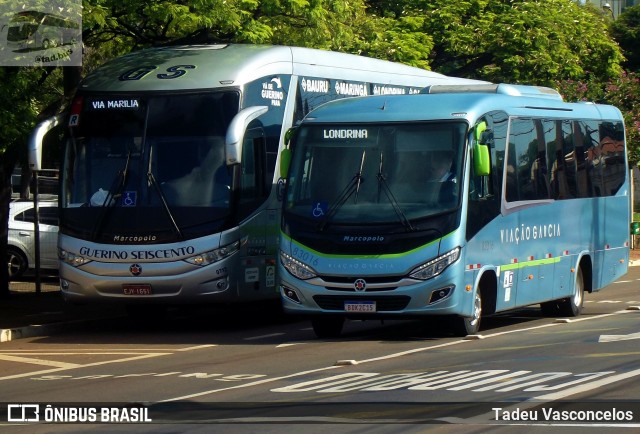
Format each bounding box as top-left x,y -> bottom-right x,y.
427,150 -> 455,183
426,150 -> 456,205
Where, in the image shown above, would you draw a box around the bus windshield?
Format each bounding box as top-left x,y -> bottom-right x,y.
62,91 -> 240,242
285,122 -> 467,227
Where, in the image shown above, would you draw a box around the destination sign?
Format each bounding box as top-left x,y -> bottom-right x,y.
86,99 -> 141,110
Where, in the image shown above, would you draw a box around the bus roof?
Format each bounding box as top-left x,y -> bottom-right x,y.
79,44 -> 483,92
301,89 -> 624,125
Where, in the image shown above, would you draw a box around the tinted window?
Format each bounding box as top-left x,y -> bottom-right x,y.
14,206 -> 58,226
505,118 -> 625,203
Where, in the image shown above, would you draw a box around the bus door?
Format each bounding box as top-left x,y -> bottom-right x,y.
504,118 -> 555,306
237,127 -> 273,300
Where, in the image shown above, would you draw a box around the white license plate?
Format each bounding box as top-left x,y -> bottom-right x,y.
344,301 -> 376,312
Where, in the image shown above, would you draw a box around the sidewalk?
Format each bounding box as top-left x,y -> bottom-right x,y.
1,281 -> 126,343
2,258 -> 639,343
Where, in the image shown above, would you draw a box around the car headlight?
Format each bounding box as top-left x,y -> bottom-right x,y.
185,240 -> 241,266
280,251 -> 317,280
58,248 -> 91,267
409,247 -> 460,280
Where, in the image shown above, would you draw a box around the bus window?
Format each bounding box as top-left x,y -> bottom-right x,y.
506,118 -> 550,203
587,121 -> 626,197
546,120 -> 577,200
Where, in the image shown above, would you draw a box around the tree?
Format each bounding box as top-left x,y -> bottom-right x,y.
82,0 -> 369,52
413,0 -> 624,85
610,4 -> 640,72
0,67 -> 63,297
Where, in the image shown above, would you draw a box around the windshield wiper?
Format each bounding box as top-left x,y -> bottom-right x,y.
318,150 -> 366,232
376,152 -> 415,231
147,172 -> 184,240
91,149 -> 132,240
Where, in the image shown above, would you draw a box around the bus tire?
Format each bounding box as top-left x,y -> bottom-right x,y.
558,266 -> 584,317
311,316 -> 344,338
451,289 -> 482,336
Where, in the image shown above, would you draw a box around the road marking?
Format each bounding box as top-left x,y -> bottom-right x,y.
244,333 -> 285,341
0,354 -> 80,369
439,367 -> 640,426
177,345 -> 217,351
0,353 -> 169,381
532,367 -> 640,400
598,331 -> 640,342
161,308 -> 639,402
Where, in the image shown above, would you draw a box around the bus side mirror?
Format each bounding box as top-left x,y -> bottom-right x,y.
280,149 -> 291,178
225,106 -> 268,165
279,128 -> 295,178
474,144 -> 490,176
473,121 -> 491,176
29,115 -> 63,171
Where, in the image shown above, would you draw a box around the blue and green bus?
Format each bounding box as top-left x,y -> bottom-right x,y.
278,84 -> 629,337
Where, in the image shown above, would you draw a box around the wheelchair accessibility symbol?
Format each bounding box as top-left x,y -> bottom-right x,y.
122,191 -> 137,207
312,201 -> 328,218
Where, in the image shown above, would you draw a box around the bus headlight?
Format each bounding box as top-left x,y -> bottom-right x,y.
185,240 -> 241,266
409,247 -> 460,280
58,248 -> 91,267
280,251 -> 317,280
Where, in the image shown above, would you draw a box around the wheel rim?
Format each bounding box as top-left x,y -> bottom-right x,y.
573,269 -> 584,307
469,291 -> 482,327
7,252 -> 23,277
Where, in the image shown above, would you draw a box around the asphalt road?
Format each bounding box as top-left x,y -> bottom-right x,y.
1,268 -> 639,433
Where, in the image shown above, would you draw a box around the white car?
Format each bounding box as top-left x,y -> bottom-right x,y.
7,201 -> 59,279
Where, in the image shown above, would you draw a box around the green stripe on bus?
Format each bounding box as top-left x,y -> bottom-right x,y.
281,231 -> 454,259
500,256 -> 561,271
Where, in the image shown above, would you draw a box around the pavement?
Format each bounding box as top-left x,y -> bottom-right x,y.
1,279 -> 127,343
2,257 -> 640,343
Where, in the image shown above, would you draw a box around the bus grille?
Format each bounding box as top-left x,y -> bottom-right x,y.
318,275 -> 403,292
313,295 -> 411,311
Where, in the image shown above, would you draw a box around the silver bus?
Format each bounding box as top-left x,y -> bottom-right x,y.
4,10 -> 78,51
29,44 -> 483,310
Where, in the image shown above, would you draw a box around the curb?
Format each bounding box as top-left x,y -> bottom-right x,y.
0,318 -> 102,343
1,323 -> 62,343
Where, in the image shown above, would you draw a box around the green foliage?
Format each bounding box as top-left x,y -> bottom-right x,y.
416,0 -> 624,85
0,67 -> 62,165
611,4 -> 640,71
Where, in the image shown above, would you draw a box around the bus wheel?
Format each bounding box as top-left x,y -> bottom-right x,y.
451,289 -> 482,337
558,267 -> 584,317
311,317 -> 344,338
